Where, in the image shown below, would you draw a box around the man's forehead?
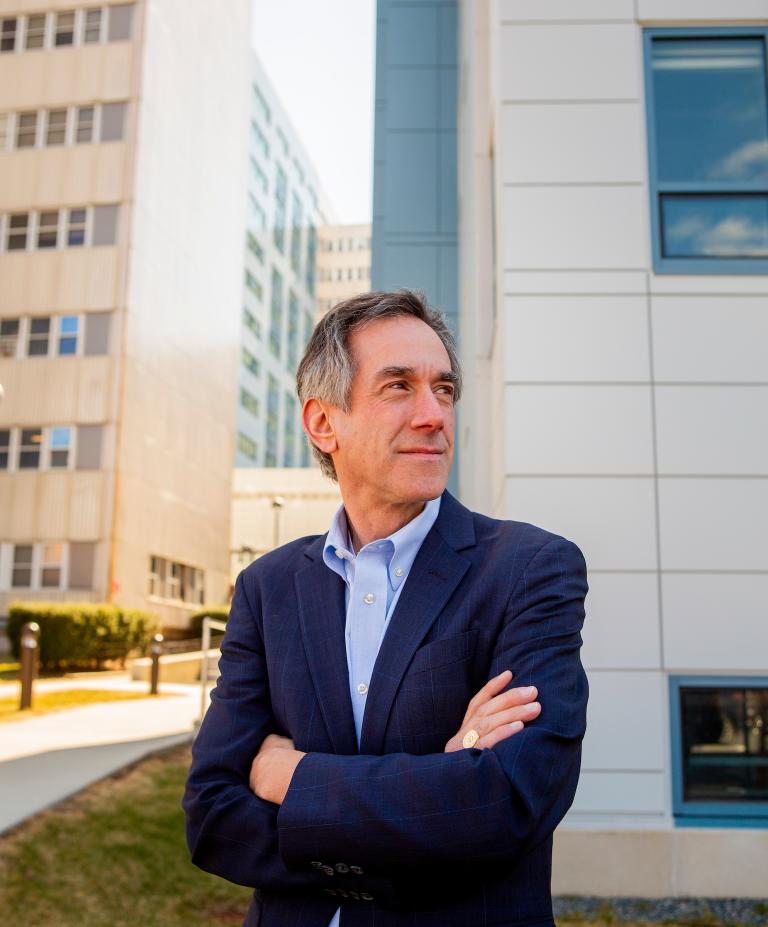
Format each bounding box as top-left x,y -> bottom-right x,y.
349,316 -> 450,368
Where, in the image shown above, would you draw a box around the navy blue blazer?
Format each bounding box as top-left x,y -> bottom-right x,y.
183,490 -> 589,927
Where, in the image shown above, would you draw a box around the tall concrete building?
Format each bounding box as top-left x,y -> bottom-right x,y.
455,0 -> 768,899
235,54 -> 332,470
0,0 -> 251,629
316,223 -> 371,317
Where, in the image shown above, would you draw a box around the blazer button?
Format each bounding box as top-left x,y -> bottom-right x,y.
322,865 -> 334,876
335,863 -> 349,873
350,865 -> 364,875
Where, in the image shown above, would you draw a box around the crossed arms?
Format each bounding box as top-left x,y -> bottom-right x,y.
183,536 -> 588,900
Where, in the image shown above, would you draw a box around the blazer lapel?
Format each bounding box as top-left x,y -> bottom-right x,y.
294,542 -> 358,756
359,491 -> 476,756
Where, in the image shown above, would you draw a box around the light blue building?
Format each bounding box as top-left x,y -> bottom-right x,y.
236,54 -> 332,469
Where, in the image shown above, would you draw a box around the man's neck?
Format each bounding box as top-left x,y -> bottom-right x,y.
342,496 -> 428,552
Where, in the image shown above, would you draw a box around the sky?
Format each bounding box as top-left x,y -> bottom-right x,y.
251,0 -> 376,224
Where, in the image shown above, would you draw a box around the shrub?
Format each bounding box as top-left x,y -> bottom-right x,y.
7,602 -> 157,671
189,606 -> 230,640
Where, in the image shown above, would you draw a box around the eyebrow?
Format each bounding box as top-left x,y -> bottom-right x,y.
375,365 -> 459,384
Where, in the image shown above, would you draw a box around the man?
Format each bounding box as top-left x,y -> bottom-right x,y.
184,290 -> 589,927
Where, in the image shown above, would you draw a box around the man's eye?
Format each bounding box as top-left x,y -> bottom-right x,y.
388,381 -> 407,389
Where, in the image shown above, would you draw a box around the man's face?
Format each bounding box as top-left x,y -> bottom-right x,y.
330,315 -> 456,504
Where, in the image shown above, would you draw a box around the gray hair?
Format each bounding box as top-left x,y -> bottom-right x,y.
296,289 -> 462,481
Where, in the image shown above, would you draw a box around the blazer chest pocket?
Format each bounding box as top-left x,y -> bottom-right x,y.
407,628 -> 479,675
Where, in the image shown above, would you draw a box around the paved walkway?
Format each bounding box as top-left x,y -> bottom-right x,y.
0,673 -> 213,834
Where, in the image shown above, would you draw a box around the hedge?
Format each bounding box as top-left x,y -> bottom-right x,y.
189,606 -> 230,640
7,602 -> 157,671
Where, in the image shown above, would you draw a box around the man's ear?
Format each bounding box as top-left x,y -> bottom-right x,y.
302,398 -> 339,455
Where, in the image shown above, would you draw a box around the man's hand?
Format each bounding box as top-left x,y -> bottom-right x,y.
249,733 -> 306,805
444,670 -> 540,752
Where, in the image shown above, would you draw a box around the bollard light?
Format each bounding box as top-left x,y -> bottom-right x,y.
149,632 -> 164,696
19,621 -> 40,710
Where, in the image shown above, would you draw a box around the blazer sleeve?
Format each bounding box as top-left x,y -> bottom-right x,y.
182,570 -> 392,898
277,535 -> 589,872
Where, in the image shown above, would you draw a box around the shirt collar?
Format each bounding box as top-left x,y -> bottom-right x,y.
322,496 -> 442,590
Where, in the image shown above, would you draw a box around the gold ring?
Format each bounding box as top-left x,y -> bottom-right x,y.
462,728 -> 480,748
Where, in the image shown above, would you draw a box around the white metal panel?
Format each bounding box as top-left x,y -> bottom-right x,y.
581,572 -> 661,670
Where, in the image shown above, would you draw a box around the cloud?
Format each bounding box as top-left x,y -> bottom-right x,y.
709,139 -> 768,181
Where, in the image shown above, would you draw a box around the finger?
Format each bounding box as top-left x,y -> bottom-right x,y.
476,702 -> 541,736
463,670 -> 513,722
476,684 -> 538,720
477,720 -> 525,750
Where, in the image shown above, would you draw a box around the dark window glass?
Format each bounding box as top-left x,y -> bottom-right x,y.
0,428 -> 9,469
27,317 -> 50,356
681,685 -> 768,803
26,14 -> 46,50
269,267 -> 283,358
37,210 -> 59,249
54,11 -> 75,46
67,208 -> 86,246
12,545 -> 33,587
16,112 -> 37,148
18,428 -> 42,468
7,212 -> 29,250
46,109 -> 67,145
1,17 -> 17,53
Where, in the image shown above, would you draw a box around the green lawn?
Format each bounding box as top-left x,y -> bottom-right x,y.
0,745 -> 253,927
0,688 -> 163,722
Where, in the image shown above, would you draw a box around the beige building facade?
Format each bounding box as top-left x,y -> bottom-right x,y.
0,0 -> 251,629
316,223 -> 371,316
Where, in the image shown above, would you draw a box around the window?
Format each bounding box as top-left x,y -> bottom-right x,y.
269,267 -> 283,358
16,111 -> 37,148
46,109 -> 67,145
245,270 -> 263,300
76,105 -> 94,143
69,542 -> 95,589
27,317 -> 50,356
37,210 -> 59,249
1,17 -> 17,53
240,387 -> 260,417
0,112 -> 7,149
18,427 -> 42,468
0,429 -> 10,468
26,14 -> 46,49
100,101 -> 126,141
55,11 -> 75,46
246,230 -> 264,262
107,4 -> 133,42
83,8 -> 102,43
283,393 -> 296,466
303,311 -> 314,348
290,194 -> 303,274
249,156 -> 268,195
306,225 -> 317,295
241,346 -> 260,377
67,208 -> 86,246
265,375 -> 279,467
0,319 -> 20,358
252,83 -> 271,124
41,543 -> 63,587
92,204 -> 118,244
149,556 -> 165,597
75,424 -> 102,469
49,427 -> 72,468
250,121 -> 269,160
237,431 -> 257,461
671,677 -> 768,823
242,307 -> 261,339
12,545 -> 33,588
286,291 -> 299,370
58,315 -> 79,354
644,29 -> 768,274
273,166 -> 287,252
84,311 -> 111,355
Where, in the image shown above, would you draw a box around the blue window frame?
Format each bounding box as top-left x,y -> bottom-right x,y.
670,676 -> 768,827
644,28 -> 768,275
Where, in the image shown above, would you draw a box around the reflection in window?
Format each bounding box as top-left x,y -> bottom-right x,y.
646,32 -> 768,268
680,685 -> 768,804
67,208 -> 86,246
54,11 -> 75,46
84,8 -> 102,43
37,210 -> 59,249
49,426 -> 71,468
46,109 -> 67,145
59,315 -> 79,354
76,106 -> 94,143
12,545 -> 33,588
41,543 -> 63,587
7,213 -> 29,250
26,14 -> 46,50
0,318 -> 20,358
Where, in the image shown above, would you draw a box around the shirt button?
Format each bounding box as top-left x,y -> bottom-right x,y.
357,682 -> 368,694
394,567 -> 403,577
363,592 -> 375,604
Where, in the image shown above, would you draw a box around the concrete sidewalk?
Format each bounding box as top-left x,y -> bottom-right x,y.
0,674 -> 213,834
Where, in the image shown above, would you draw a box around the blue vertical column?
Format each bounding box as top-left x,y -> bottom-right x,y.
371,0 -> 460,491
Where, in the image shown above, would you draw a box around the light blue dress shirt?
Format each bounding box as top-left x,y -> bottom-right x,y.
320,495 -> 441,927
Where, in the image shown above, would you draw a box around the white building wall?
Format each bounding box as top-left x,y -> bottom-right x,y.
459,0 -> 768,895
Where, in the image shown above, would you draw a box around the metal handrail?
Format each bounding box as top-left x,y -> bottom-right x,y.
198,617 -> 227,723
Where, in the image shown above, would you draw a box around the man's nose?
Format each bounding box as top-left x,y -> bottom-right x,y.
410,388 -> 446,431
